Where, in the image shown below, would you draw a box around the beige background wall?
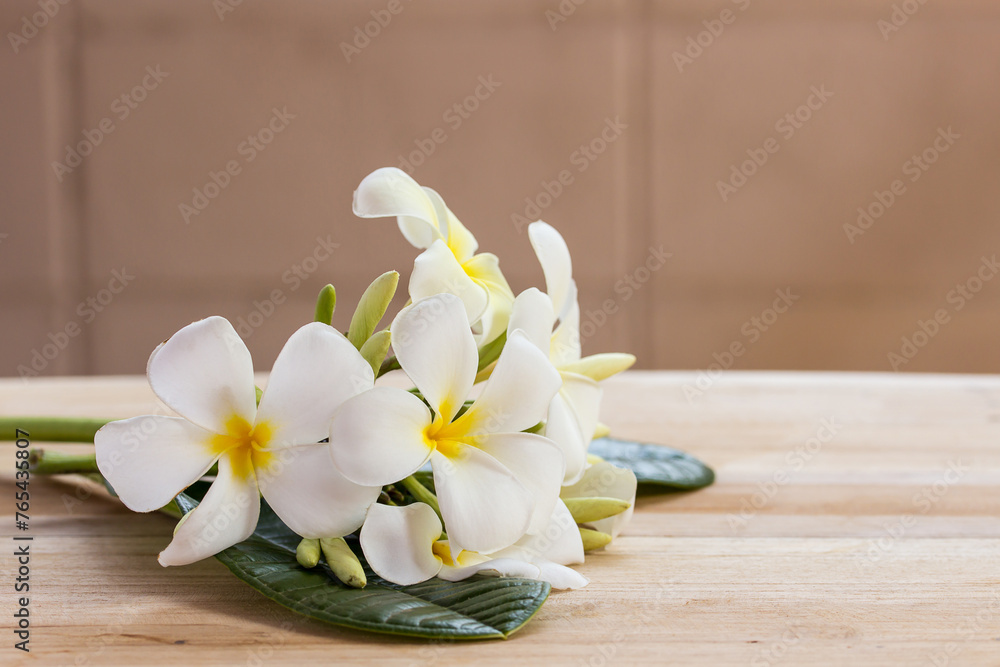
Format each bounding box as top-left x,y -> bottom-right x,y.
3,0 -> 1000,378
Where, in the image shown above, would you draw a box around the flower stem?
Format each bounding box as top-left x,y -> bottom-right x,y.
0,416 -> 111,443
400,475 -> 442,522
29,449 -> 101,475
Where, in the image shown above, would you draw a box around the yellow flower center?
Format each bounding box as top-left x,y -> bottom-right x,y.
422,409 -> 473,461
431,540 -> 475,567
208,414 -> 275,479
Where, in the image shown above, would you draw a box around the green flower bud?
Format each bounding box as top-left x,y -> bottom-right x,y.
313,284 -> 337,325
579,528 -> 613,552
320,537 -> 367,588
359,329 -> 392,376
564,496 -> 631,523
348,272 -> 399,349
295,538 -> 321,569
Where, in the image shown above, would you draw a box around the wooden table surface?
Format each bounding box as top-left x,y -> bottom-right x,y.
2,371 -> 999,666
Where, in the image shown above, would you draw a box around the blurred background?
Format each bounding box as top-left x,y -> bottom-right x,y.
3,0 -> 1000,378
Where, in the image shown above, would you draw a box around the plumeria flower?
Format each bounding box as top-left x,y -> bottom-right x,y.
94,317 -> 381,567
360,500 -> 587,589
329,293 -> 564,554
561,458 -> 638,539
506,222 -> 637,484
353,167 -> 515,343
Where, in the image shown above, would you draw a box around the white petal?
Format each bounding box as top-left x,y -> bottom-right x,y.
256,323 -> 374,448
491,545 -> 588,589
550,285 -> 582,366
352,167 -> 443,249
328,387 -> 433,486
158,448 -> 260,566
423,187 -> 478,261
409,241 -> 489,327
562,461 -> 637,538
431,447 -> 532,554
438,557 -> 540,582
360,502 -> 443,585
516,499 -> 584,566
528,221 -> 574,322
556,371 -> 602,465
95,416 -> 219,513
454,331 -> 561,437
257,443 -> 381,539
560,353 -> 637,382
507,288 -> 555,354
476,433 -> 564,535
391,293 -> 478,423
544,393 -> 589,486
147,316 -> 257,433
464,252 -> 514,344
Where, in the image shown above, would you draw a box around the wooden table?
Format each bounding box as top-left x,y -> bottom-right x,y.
2,371 -> 999,666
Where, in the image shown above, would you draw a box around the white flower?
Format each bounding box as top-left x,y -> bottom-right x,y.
561,459 -> 637,539
360,500 -> 587,589
506,222 -> 636,485
95,317 -> 381,566
328,293 -> 564,554
352,167 -> 514,343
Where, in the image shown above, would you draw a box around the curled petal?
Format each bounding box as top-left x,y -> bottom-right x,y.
257,444 -> 381,539
158,448 -> 260,567
476,433 -> 564,535
438,557 -> 540,582
328,387 -> 433,486
550,285 -> 581,366
360,503 -> 443,586
147,316 -> 257,433
95,416 -> 218,513
562,461 -> 637,538
464,252 -> 514,344
409,241 -> 489,328
256,323 -> 374,448
528,221 -> 574,323
516,499 -> 584,566
507,288 -> 556,355
391,293 -> 478,423
353,167 -> 443,249
431,447 -> 532,554
544,392 -> 589,486
453,331 -> 561,437
423,187 -> 478,261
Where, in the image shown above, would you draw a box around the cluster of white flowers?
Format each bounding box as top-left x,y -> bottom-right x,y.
95,167 -> 637,590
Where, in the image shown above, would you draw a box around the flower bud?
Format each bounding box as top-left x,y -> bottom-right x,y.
320,537 -> 367,588
579,528 -> 612,552
564,497 -> 631,524
295,538 -> 321,569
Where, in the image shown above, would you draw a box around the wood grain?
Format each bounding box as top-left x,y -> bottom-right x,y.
2,371 -> 999,666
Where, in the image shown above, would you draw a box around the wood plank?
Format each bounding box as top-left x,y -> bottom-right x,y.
1,371 -> 999,665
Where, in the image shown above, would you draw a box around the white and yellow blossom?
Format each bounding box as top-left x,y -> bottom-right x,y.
94,317 -> 381,566
328,293 -> 564,554
352,167 -> 514,342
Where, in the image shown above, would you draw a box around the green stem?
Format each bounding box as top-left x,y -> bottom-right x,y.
0,416 -> 112,443
400,475 -> 442,521
378,355 -> 401,377
29,449 -> 100,475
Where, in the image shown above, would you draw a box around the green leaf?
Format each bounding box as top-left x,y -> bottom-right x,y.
173,493 -> 549,640
588,437 -> 715,490
348,271 -> 399,349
